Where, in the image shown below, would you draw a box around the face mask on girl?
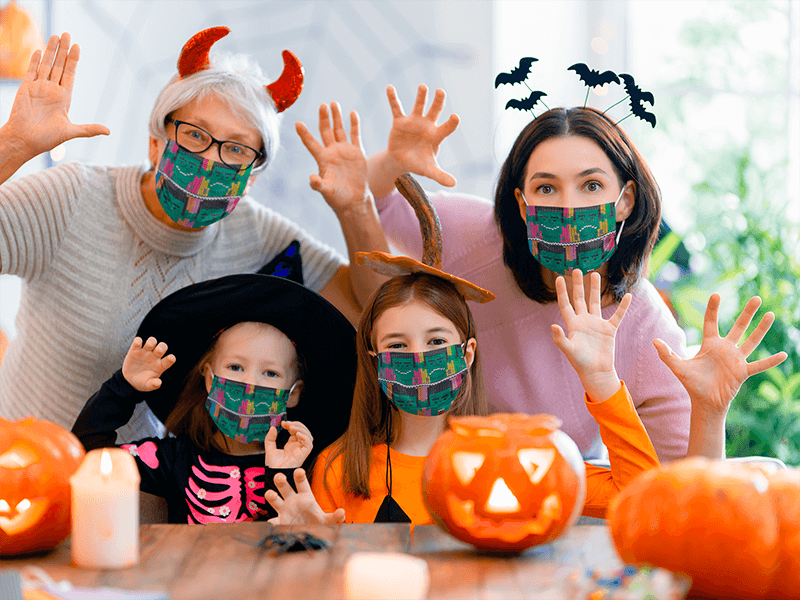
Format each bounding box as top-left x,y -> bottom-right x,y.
374,344 -> 468,416
205,369 -> 298,444
521,183 -> 629,276
155,140 -> 253,228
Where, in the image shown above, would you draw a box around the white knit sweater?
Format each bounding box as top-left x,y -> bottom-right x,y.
0,163 -> 344,437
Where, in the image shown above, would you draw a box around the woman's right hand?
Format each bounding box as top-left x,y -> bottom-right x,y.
1,33 -> 110,162
121,336 -> 176,392
266,469 -> 346,525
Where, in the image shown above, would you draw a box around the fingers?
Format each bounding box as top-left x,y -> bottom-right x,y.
349,110 -> 361,148
317,103 -> 334,146
437,113 -> 460,140
273,472 -> 296,499
263,426 -> 278,452
701,293 -> 722,342
653,338 -> 684,377
325,508 -> 346,524
36,34 -> 62,81
386,85 -> 405,118
726,296 -> 762,346
49,33 -> 72,84
282,421 -> 313,443
554,275 -> 576,320
737,310 -> 773,357
551,323 -> 569,354
607,293 -> 632,329
588,271 -> 601,315
128,336 -> 144,354
295,121 -> 323,157
265,489 -> 285,514
71,123 -> 111,139
330,102 -> 347,143
747,351 -> 788,377
427,87 -> 446,119
60,43 -> 80,94
24,49 -> 41,81
570,269 -> 588,314
411,84 -> 428,116
292,468 -> 313,495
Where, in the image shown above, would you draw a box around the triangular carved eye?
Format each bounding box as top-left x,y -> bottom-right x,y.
485,478 -> 521,513
0,443 -> 39,469
517,448 -> 556,484
451,452 -> 485,485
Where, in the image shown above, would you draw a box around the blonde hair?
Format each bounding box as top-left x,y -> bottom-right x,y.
325,273 -> 488,498
148,51 -> 281,173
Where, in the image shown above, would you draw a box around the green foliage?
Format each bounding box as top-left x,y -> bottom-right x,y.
654,0 -> 800,465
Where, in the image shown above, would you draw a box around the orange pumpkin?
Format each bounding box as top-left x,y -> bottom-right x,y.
0,0 -> 45,79
0,416 -> 85,555
608,457 -> 800,599
423,413 -> 586,552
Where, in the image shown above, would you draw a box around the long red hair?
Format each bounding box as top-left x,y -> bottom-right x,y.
324,273 -> 488,498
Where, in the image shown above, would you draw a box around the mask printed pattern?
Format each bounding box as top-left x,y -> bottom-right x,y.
526,202 -> 618,275
155,140 -> 252,228
205,375 -> 289,444
376,345 -> 468,416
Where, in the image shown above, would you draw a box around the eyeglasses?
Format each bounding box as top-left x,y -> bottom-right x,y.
165,117 -> 265,168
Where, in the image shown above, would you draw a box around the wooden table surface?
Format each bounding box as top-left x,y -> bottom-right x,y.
1,522 -> 625,600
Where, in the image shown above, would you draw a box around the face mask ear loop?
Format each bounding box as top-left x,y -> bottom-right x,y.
614,183 -> 629,245
385,409 -> 393,498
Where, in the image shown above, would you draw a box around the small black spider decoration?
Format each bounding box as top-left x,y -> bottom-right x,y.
259,532 -> 329,555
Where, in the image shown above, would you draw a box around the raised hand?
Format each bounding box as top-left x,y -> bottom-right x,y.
551,269 -> 631,402
296,102 -> 369,217
385,84 -> 460,187
265,469 -> 346,525
121,336 -> 176,392
3,33 -> 110,162
654,294 -> 788,417
264,421 -> 313,469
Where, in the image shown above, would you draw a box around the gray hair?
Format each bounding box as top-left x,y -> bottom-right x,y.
148,51 -> 281,173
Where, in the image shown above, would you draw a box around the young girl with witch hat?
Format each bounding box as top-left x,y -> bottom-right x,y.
72,273 -> 357,524
265,174 -> 680,525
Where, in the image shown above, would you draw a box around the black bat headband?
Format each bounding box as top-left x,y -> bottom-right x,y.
496,58 -> 657,127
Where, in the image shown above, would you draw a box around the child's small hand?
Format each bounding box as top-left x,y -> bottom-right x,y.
653,294 -> 788,417
121,336 -> 176,392
296,102 -> 370,217
265,469 -> 346,525
384,84 -> 460,187
551,270 -> 631,402
264,421 -> 313,469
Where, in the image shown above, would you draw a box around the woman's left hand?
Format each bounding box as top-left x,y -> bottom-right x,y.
265,469 -> 346,525
653,294 -> 788,417
296,102 -> 370,217
264,421 -> 313,469
552,269 -> 630,402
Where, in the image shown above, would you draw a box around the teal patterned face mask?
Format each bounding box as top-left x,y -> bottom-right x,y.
522,183 -> 628,275
155,140 -> 252,229
205,371 -> 297,443
374,344 -> 468,416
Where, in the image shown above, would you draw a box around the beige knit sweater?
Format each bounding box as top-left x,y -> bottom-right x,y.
0,163 -> 343,439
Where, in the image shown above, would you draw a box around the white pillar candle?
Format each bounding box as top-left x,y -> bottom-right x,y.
344,552 -> 430,600
70,448 -> 141,569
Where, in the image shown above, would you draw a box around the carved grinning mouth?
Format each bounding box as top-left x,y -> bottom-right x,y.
445,491 -> 562,544
0,498 -> 49,535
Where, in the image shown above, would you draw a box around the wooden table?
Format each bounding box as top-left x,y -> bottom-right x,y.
1,521 -> 625,599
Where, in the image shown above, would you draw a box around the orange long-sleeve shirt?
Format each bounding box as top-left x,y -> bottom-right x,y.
312,382 -> 659,524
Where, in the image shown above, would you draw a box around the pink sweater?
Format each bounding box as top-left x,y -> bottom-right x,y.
376,190 -> 690,462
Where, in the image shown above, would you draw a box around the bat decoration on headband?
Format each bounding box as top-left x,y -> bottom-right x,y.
505,91 -> 548,113
606,73 -> 656,128
177,27 -> 304,113
495,57 -> 537,87
568,63 -> 620,107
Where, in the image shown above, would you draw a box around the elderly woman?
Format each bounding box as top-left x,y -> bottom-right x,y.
0,31 -> 388,440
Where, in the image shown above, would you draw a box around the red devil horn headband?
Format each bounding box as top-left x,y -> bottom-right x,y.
177,27 -> 304,113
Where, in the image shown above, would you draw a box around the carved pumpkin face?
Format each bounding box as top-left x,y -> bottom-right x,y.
0,417 -> 85,555
423,413 -> 586,552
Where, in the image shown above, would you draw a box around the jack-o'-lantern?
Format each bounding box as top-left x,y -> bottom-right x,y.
608,457 -> 800,600
0,417 -> 85,555
0,0 -> 45,79
423,413 -> 586,552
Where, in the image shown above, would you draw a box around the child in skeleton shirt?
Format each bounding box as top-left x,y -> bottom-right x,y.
72,274 -> 357,524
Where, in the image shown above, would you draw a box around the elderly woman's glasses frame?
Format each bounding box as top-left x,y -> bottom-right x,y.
165,117 -> 265,168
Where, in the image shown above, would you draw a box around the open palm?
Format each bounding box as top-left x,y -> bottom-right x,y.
121,336 -> 176,392
266,469 -> 345,525
654,294 -> 787,415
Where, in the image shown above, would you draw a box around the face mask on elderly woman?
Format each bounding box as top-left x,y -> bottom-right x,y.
154,139 -> 254,229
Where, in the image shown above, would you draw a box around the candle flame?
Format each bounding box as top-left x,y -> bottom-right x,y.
100,449 -> 113,477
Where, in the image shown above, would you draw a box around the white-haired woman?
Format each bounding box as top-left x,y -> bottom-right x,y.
0,30 -> 393,441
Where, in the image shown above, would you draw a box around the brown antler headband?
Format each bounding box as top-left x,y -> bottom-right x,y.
177,27 -> 303,113
356,174 -> 495,304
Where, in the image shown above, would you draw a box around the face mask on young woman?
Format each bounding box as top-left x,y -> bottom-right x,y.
521,183 -> 629,276
205,369 -> 298,444
373,344 -> 468,416
155,140 -> 252,228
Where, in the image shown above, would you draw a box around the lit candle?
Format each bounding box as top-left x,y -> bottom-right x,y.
70,448 -> 140,568
344,552 -> 430,600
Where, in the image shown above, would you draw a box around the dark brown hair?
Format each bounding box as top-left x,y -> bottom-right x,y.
324,273 -> 488,498
494,106 -> 662,303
